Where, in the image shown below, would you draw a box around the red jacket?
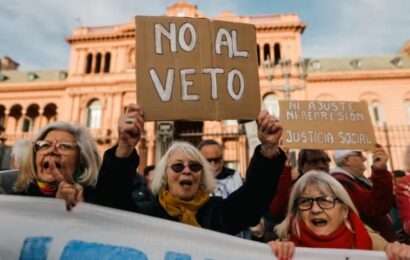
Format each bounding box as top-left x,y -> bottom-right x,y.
331,167 -> 396,242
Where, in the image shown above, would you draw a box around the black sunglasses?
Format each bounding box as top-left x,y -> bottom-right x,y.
169,162 -> 203,173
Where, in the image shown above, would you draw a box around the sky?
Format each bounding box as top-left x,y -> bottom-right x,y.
1,0 -> 409,70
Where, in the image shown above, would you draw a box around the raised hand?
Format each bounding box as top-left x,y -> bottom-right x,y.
257,110 -> 283,158
372,144 -> 389,170
116,104 -> 144,157
56,181 -> 84,211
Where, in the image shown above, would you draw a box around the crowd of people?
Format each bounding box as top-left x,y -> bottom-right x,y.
1,103 -> 410,259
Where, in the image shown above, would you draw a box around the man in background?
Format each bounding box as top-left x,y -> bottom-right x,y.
198,139 -> 243,199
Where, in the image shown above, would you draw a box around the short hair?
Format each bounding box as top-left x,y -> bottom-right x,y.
11,139 -> 32,169
15,121 -> 101,191
297,149 -> 330,175
151,141 -> 215,195
275,170 -> 357,239
143,165 -> 155,177
197,139 -> 222,150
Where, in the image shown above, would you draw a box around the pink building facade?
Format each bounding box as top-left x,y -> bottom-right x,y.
1,1 -> 409,173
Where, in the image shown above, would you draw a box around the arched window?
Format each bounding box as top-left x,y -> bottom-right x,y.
86,100 -> 102,129
9,104 -> 22,132
23,104 -> 39,132
274,43 -> 281,65
43,103 -> 57,122
263,44 -> 271,62
104,52 -> 111,73
263,94 -> 279,117
256,44 -> 260,66
94,53 -> 102,73
369,101 -> 385,126
85,53 -> 93,74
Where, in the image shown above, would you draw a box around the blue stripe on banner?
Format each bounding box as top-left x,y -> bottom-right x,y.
165,251 -> 192,260
19,237 -> 52,260
60,240 -> 148,260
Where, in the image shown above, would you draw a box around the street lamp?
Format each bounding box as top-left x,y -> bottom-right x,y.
262,58 -> 308,100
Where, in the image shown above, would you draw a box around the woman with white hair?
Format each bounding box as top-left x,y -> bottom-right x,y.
96,104 -> 286,235
14,121 -> 101,210
269,170 -> 410,259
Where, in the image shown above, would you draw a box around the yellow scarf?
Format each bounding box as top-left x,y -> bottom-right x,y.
159,188 -> 210,227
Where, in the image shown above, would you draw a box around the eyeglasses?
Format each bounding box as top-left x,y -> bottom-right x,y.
296,196 -> 339,211
34,140 -> 78,154
206,157 -> 222,164
169,162 -> 203,173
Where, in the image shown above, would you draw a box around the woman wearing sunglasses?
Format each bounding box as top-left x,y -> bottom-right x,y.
96,104 -> 286,235
13,122 -> 101,210
269,170 -> 410,260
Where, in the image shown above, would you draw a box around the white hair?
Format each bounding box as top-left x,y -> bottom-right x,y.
15,121 -> 101,191
150,141 -> 215,196
274,170 -> 357,239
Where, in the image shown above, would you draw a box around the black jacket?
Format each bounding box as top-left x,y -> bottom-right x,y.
95,145 -> 286,235
95,146 -> 154,211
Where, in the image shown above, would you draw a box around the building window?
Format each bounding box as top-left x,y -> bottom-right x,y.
85,53 -> 93,74
263,94 -> 279,117
21,117 -> 33,132
274,43 -> 281,65
263,43 -> 271,62
86,100 -> 102,129
94,53 -> 102,73
369,101 -> 384,126
104,52 -> 111,73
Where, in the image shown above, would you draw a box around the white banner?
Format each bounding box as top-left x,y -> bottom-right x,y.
0,196 -> 386,260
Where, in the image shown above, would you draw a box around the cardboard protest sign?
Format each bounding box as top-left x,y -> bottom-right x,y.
135,16 -> 260,121
279,100 -> 376,150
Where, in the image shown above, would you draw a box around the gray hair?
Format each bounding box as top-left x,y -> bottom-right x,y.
15,121 -> 101,191
150,141 -> 215,196
274,170 -> 357,239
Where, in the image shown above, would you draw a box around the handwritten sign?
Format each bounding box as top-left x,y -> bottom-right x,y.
135,16 -> 260,121
279,100 -> 376,149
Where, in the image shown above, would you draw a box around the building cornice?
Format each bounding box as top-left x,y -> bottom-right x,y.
307,70 -> 410,82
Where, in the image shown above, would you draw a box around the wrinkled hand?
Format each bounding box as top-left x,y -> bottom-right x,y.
257,110 -> 283,158
385,241 -> 410,260
116,104 -> 144,157
56,181 -> 84,211
269,240 -> 295,260
372,144 -> 388,170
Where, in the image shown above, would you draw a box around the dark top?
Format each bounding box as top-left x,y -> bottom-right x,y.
13,181 -> 97,203
95,145 -> 286,235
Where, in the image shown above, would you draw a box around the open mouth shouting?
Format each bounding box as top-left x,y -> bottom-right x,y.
179,179 -> 193,188
310,218 -> 328,227
37,156 -> 65,183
